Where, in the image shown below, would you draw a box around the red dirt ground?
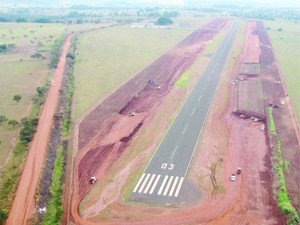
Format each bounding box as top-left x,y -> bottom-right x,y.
6,35 -> 72,225
256,20 -> 300,214
243,21 -> 260,64
66,19 -> 299,225
68,19 -> 228,224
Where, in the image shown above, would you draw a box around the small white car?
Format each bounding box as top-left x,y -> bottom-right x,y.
129,112 -> 136,117
230,174 -> 236,181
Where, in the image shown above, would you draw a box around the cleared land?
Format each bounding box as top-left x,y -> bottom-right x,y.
68,19 -> 228,224
265,21 -> 300,128
72,25 -> 204,120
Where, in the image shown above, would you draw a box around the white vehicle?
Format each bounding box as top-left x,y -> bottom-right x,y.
129,112 -> 136,117
230,174 -> 236,181
90,176 -> 96,184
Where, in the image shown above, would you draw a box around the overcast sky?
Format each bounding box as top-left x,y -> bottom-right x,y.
5,0 -> 300,7
130,0 -> 300,7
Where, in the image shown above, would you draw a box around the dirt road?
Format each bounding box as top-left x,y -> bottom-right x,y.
6,35 -> 72,225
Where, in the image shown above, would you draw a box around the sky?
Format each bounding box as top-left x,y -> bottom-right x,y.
5,0 -> 300,7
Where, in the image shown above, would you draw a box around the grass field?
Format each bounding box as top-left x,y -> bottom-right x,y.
0,23 -> 66,169
265,20 -> 300,127
237,79 -> 265,115
72,24 -> 205,120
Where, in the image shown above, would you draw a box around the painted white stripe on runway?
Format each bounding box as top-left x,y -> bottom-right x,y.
191,107 -> 196,116
163,176 -> 174,196
158,175 -> 169,195
182,124 -> 188,134
174,177 -> 184,197
149,175 -> 161,194
204,85 -> 207,91
198,95 -> 202,102
169,176 -> 179,196
171,145 -> 178,159
133,173 -> 145,193
144,174 -> 156,194
208,76 -> 211,81
138,173 -> 151,193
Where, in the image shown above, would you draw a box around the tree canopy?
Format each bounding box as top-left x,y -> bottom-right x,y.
156,16 -> 173,25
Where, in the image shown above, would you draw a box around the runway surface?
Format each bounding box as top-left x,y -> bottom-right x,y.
130,22 -> 240,206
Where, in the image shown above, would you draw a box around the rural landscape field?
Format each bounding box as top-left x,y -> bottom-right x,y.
0,0 -> 299,225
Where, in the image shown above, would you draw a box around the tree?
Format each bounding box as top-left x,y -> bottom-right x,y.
13,94 -> 22,103
8,120 -> 19,128
0,115 -> 8,126
0,209 -> 8,224
156,16 -> 173,25
31,52 -> 43,60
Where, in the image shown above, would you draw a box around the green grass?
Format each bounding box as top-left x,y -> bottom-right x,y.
0,61 -> 50,168
265,20 -> 300,128
72,25 -> 194,120
41,146 -> 64,225
0,22 -> 65,169
268,107 -> 277,135
268,107 -> 299,225
0,23 -> 65,47
237,79 -> 265,114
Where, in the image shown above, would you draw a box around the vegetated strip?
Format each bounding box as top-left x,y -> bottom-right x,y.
268,107 -> 299,225
0,36 -> 66,220
36,37 -> 77,225
0,82 -> 49,215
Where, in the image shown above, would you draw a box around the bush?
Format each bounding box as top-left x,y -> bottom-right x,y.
0,209 -> 8,224
19,117 -> 39,143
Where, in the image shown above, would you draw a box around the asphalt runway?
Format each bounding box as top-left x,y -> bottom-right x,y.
130,21 -> 240,206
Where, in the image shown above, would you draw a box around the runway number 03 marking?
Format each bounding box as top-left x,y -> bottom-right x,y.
161,163 -> 174,170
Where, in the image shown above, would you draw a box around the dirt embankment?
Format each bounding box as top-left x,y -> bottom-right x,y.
68,19 -> 228,224
6,35 -> 72,225
256,20 -> 300,214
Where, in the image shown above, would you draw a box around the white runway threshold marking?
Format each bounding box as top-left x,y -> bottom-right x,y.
138,173 -> 151,193
144,174 -> 156,194
133,173 -> 145,192
158,176 -> 169,195
133,173 -> 185,198
175,177 -> 185,197
149,175 -> 161,194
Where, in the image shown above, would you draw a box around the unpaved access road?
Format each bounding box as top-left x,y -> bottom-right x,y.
6,35 -> 72,225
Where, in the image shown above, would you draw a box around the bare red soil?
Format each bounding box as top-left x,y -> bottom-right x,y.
77,19 -> 227,150
66,19 -> 299,225
68,19 -> 228,224
244,21 -> 260,64
256,20 -> 300,214
6,35 -> 72,225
